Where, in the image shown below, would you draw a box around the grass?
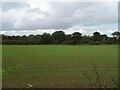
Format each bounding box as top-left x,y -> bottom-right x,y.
2,45 -> 118,88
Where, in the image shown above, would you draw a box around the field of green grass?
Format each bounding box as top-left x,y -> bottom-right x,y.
2,45 -> 118,88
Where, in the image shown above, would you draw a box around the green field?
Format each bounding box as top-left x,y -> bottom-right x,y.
2,45 -> 118,88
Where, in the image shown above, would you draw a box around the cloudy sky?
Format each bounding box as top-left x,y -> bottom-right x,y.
1,0 -> 119,36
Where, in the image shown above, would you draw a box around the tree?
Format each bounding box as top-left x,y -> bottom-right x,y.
2,31 -> 119,45
100,34 -> 108,44
41,33 -> 52,44
52,31 -> 66,44
111,31 -> 120,39
21,35 -> 28,45
27,35 -> 41,44
62,34 -> 73,45
34,35 -> 41,44
111,31 -> 120,44
28,35 -> 35,44
93,32 -> 100,37
101,34 -> 108,40
92,32 -> 102,43
66,34 -> 72,41
81,35 -> 91,44
71,32 -> 82,44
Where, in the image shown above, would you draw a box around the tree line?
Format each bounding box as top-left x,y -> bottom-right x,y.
1,31 -> 120,45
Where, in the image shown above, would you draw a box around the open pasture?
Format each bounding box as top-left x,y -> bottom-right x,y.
2,45 -> 118,88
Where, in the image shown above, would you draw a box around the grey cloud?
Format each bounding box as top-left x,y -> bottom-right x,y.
2,2 -> 29,12
2,19 -> 14,30
2,2 -> 118,31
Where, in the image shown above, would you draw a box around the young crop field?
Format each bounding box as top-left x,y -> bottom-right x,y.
2,45 -> 118,88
